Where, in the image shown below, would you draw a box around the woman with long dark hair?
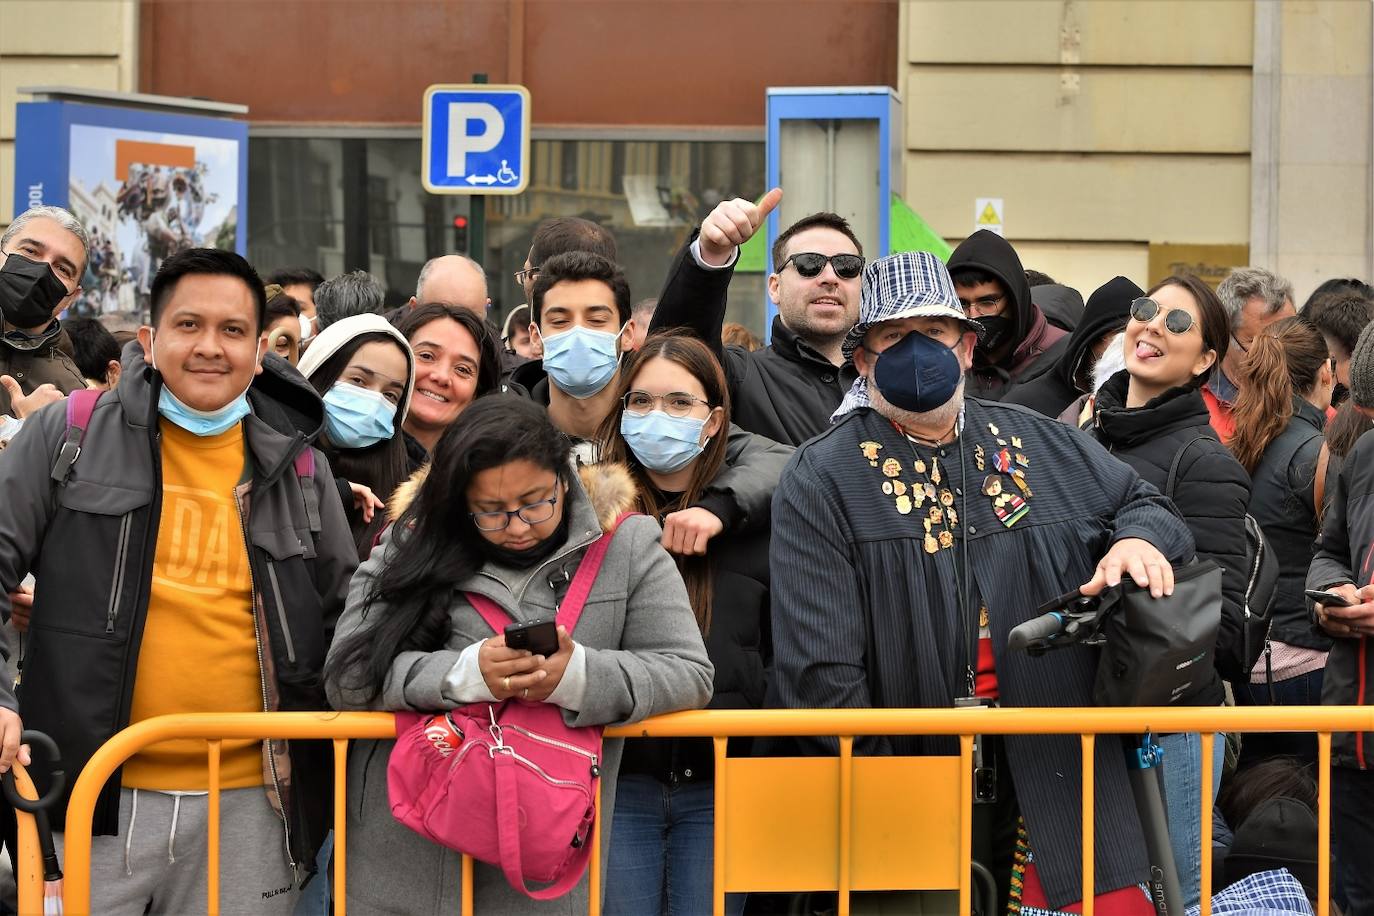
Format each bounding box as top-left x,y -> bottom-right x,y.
394,302 -> 503,459
1089,273 -> 1251,909
1229,316 -> 1333,770
297,313 -> 416,558
324,395 -> 713,914
596,334 -> 771,916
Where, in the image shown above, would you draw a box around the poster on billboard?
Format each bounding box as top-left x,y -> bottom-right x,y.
13,91 -> 248,325
69,126 -> 240,320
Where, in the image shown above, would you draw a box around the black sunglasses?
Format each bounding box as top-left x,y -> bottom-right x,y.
1130,297 -> 1197,335
780,252 -> 865,280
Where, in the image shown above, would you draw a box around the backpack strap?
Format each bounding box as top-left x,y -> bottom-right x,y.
1164,434 -> 1215,500
466,512 -> 638,635
291,446 -> 322,533
50,388 -> 102,483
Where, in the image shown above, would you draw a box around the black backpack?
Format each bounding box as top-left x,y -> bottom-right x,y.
1166,436 -> 1279,680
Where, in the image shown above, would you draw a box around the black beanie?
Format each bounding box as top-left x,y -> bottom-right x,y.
1222,797 -> 1318,901
1349,320 -> 1374,408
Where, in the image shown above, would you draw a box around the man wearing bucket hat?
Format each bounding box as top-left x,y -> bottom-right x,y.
768,251 -> 1196,913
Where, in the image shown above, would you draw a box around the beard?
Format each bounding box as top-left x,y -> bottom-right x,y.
867,371 -> 966,433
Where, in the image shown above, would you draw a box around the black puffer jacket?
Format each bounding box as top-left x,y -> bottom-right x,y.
617,486 -> 770,784
1006,277 -> 1140,419
1091,372 -> 1253,693
1248,399 -> 1328,650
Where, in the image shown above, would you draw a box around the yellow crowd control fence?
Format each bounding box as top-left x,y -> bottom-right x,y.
11,706 -> 1373,916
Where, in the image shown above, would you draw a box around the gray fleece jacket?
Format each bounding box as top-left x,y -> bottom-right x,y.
324,462 -> 714,914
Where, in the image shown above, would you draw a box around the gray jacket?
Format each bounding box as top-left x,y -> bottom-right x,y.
325,462 -> 714,914
0,347 -> 357,870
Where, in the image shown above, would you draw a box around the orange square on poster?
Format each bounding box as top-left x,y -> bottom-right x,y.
114,140 -> 195,179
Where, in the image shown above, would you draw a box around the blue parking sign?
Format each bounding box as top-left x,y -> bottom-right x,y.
422,84 -> 530,195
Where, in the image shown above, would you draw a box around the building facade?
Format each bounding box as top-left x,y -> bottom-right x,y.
3,0 -> 1369,331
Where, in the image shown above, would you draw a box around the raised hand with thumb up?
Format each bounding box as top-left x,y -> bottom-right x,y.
698,187 -> 783,268
0,375 -> 63,419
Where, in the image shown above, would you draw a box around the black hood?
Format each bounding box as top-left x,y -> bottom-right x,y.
946,230 -> 1033,344
1032,284 -> 1084,332
1052,276 -> 1141,394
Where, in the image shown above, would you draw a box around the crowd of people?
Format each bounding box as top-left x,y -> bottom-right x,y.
0,193 -> 1368,916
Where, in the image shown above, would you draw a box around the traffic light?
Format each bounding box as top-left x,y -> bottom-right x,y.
452,215 -> 469,253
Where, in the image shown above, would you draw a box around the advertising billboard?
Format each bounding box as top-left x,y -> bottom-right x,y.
13,97 -> 248,323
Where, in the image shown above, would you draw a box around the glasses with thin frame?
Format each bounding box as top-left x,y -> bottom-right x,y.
959,294 -> 1005,317
469,494 -> 559,531
779,252 -> 864,280
622,390 -> 712,418
1130,297 -> 1198,335
514,266 -> 540,285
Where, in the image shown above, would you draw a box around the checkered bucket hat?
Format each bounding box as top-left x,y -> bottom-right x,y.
841,251 -> 980,361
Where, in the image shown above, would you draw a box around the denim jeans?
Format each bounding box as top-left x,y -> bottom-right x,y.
1235,668 -> 1325,771
1158,731 -> 1225,910
1335,767 -> 1374,916
293,832 -> 332,916
604,775 -> 744,916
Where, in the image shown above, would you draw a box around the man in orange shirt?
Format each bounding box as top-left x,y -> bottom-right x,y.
1204,267 -> 1298,440
0,248 -> 356,913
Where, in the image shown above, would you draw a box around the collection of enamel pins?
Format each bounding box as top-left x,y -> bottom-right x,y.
859,421 -> 1034,554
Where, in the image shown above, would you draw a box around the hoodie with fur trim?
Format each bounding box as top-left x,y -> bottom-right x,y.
947,230 -> 1067,400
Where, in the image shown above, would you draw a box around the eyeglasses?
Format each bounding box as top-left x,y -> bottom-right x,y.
623,390 -> 711,418
1130,297 -> 1197,335
959,294 -> 1005,317
513,266 -> 540,285
469,494 -> 558,531
779,252 -> 865,280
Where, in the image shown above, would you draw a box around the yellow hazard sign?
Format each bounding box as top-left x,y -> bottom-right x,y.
975,197 -> 1004,236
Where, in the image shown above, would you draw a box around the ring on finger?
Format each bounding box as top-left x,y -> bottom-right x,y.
523,688 -> 530,699
502,675 -> 511,692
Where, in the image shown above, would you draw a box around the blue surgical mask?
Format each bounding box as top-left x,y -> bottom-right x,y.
323,382 -> 396,448
151,330 -> 257,437
540,324 -> 623,399
620,410 -> 709,473
872,331 -> 963,413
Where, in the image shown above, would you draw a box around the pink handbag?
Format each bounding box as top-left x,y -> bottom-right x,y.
388,519 -> 627,899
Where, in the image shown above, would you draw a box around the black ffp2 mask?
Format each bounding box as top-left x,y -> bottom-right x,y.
0,254 -> 69,330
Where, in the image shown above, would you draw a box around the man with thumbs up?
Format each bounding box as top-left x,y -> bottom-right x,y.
650,189 -> 864,446
0,207 -> 91,425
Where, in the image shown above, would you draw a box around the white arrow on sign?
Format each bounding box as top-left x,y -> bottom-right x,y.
465,174 -> 497,185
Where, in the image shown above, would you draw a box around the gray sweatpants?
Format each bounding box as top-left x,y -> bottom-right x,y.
54,786 -> 299,915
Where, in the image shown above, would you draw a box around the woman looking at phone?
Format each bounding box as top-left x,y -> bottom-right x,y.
324,395 -> 712,913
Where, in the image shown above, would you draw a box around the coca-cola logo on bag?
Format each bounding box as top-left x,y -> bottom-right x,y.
424,713 -> 463,757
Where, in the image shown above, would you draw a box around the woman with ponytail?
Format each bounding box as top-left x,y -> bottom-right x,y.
596,333 -> 774,916
1230,316 -> 1334,770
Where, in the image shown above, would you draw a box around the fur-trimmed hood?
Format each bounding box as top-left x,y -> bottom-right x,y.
387,460 -> 640,533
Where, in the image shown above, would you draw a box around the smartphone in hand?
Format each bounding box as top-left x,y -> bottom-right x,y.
1305,588 -> 1357,608
504,618 -> 559,657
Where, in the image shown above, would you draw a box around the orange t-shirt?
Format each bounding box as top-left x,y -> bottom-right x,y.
123,420 -> 264,790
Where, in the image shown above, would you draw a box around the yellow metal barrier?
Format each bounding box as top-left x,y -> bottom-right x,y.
23,705 -> 1374,916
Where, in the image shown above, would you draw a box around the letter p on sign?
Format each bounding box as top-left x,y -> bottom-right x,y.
446,103 -> 503,178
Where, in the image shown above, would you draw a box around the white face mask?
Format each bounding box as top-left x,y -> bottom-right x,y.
299,314 -> 316,342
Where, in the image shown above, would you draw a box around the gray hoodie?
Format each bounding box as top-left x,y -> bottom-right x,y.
325,462 -> 714,914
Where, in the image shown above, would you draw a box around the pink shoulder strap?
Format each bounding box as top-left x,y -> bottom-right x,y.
467,512 -> 637,635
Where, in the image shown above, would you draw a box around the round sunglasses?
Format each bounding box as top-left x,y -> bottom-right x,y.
779,252 -> 865,280
1130,297 -> 1197,334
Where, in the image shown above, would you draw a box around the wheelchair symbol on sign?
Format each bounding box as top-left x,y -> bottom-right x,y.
496,160 -> 518,185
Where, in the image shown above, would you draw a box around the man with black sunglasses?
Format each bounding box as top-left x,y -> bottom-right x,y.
649,188 -> 866,446
947,230 -> 1068,401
